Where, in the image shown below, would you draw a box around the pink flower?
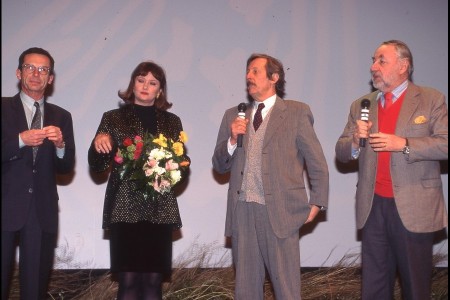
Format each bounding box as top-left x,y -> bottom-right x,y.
114,150 -> 124,164
114,155 -> 123,164
153,175 -> 161,192
144,168 -> 153,177
148,159 -> 157,167
165,159 -> 179,171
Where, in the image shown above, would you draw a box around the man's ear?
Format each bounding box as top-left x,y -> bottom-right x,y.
399,59 -> 409,76
16,69 -> 21,80
271,73 -> 279,83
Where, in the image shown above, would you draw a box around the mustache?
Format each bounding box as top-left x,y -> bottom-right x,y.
371,71 -> 380,77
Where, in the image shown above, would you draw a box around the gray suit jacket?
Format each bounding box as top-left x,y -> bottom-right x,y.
213,97 -> 329,238
335,83 -> 448,233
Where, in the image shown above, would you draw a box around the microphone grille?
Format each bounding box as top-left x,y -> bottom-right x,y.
238,102 -> 247,112
361,99 -> 370,109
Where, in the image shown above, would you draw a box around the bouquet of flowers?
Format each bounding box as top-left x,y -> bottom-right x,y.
114,131 -> 190,199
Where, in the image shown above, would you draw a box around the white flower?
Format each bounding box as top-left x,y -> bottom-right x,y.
170,170 -> 181,184
155,166 -> 166,176
164,150 -> 173,159
149,148 -> 166,161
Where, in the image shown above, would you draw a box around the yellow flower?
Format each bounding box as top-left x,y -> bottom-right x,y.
153,134 -> 168,147
172,142 -> 184,156
179,131 -> 188,143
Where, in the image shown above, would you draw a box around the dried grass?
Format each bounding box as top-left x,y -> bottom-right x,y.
7,243 -> 448,299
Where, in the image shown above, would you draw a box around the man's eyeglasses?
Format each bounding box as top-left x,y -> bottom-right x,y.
22,64 -> 51,75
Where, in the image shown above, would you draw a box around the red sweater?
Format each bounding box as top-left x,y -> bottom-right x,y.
374,92 -> 406,197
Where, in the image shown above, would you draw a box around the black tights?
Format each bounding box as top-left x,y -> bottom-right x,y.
117,272 -> 163,300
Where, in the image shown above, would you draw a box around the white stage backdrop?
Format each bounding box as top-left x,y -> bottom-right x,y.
2,0 -> 448,269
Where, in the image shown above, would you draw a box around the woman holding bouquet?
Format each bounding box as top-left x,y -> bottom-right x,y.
88,61 -> 189,300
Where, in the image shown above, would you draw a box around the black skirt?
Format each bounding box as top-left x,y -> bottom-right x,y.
109,221 -> 173,275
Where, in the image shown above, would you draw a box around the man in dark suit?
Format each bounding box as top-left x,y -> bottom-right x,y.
336,40 -> 448,299
1,47 -> 75,300
212,53 -> 329,299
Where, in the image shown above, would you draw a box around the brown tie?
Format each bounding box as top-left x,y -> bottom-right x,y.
253,103 -> 265,131
31,102 -> 42,163
384,92 -> 393,110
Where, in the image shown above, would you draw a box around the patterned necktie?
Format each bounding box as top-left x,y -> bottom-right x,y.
253,103 -> 265,131
31,102 -> 42,163
384,92 -> 393,110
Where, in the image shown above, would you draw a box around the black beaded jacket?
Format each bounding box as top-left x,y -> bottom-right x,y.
88,104 -> 188,230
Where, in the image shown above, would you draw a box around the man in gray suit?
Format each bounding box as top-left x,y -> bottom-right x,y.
336,40 -> 448,299
212,53 -> 329,299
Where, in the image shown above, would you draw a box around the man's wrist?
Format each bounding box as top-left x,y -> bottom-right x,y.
402,138 -> 410,154
56,141 -> 65,149
314,205 -> 327,211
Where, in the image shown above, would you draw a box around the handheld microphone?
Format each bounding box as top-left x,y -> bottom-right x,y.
237,103 -> 247,147
359,99 -> 371,147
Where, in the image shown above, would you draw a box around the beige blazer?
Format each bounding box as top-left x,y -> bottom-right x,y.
335,83 -> 448,233
213,97 -> 329,238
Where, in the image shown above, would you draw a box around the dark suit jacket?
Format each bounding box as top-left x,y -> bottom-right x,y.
212,97 -> 329,238
2,93 -> 75,233
335,83 -> 448,233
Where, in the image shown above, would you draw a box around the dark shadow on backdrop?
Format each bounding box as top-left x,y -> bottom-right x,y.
88,166 -> 111,185
212,169 -> 230,185
299,212 -> 327,240
56,159 -> 76,185
334,157 -> 358,174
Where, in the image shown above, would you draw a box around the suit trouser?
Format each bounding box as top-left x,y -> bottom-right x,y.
1,199 -> 56,300
232,201 -> 301,300
361,194 -> 434,300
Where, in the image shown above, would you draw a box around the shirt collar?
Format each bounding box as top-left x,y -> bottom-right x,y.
377,80 -> 409,102
253,94 -> 277,111
20,91 -> 44,110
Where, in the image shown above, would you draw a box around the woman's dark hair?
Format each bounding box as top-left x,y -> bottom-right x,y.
18,47 -> 55,75
247,53 -> 286,98
119,61 -> 172,110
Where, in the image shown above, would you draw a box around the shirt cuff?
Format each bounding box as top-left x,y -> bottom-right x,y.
227,138 -> 237,156
19,134 -> 25,148
351,147 -> 360,159
56,146 -> 65,158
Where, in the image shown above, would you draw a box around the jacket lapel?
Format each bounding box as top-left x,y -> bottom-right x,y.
395,83 -> 420,136
263,97 -> 287,147
12,94 -> 29,133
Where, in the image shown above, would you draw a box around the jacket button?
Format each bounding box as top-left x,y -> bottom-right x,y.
28,188 -> 33,193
